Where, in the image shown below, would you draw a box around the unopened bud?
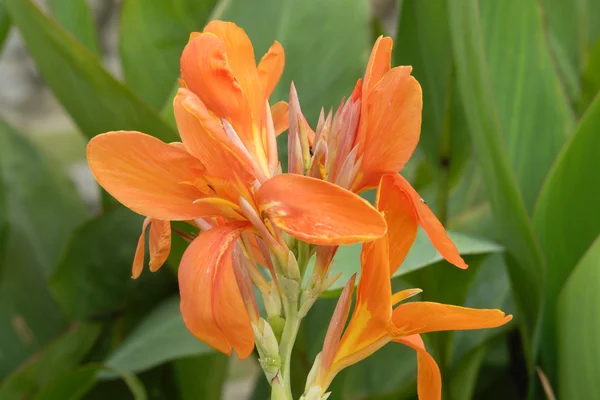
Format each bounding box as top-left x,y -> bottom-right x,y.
252,319 -> 281,382
304,353 -> 322,393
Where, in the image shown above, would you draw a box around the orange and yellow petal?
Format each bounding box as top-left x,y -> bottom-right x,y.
257,41 -> 285,98
87,131 -> 215,220
358,67 -> 422,183
178,221 -> 255,359
271,101 -> 289,136
148,219 -> 171,272
391,301 -> 512,337
376,175 -> 419,274
395,335 -> 441,400
256,174 -> 387,245
132,218 -> 152,279
385,174 -> 467,269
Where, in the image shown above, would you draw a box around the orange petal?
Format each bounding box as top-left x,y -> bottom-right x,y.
180,33 -> 253,145
391,301 -> 512,336
363,36 -> 393,96
271,101 -> 289,136
319,274 -> 356,386
376,174 -> 419,274
395,335 -> 441,400
203,21 -> 263,131
390,288 -> 422,307
87,131 -> 218,220
178,221 -> 254,358
387,174 -> 467,269
148,220 -> 171,272
174,88 -> 254,181
257,41 -> 285,98
327,236 -> 393,380
358,67 -> 422,185
256,174 -> 387,245
132,218 -> 151,279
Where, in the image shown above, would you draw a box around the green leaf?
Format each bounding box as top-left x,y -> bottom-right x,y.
0,323 -> 100,400
46,0 -> 99,54
4,0 -> 178,142
103,296 -> 213,376
479,0 -> 574,213
0,2 -> 11,52
49,207 -> 176,321
318,229 -> 502,295
172,354 -> 228,400
119,0 -> 215,108
576,39 -> 600,114
557,237 -> 600,400
533,94 -> 600,380
0,122 -> 87,378
538,0 -> 586,101
32,365 -> 102,400
448,0 -> 545,356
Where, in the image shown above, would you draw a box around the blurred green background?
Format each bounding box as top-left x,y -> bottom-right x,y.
0,0 -> 598,399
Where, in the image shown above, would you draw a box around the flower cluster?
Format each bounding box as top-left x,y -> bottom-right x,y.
87,21 -> 511,400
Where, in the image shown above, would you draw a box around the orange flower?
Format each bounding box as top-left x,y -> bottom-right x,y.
314,177 -> 512,398
87,21 -> 387,359
293,35 -> 467,276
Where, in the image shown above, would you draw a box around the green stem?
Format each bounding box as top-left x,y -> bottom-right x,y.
279,291 -> 300,399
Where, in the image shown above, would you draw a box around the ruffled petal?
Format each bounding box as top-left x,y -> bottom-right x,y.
257,41 -> 285,98
386,174 -> 467,269
178,221 -> 255,358
363,36 -> 393,96
395,335 -> 441,400
358,67 -> 422,185
87,131 -> 219,220
376,174 -> 419,274
391,301 -> 512,336
256,174 -> 386,245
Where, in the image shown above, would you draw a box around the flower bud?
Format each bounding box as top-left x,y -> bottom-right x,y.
252,318 -> 281,382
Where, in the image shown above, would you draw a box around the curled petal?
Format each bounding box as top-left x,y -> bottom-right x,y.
256,174 -> 387,245
376,174 -> 418,274
395,335 -> 441,400
383,174 -> 467,269
87,131 -> 216,220
258,41 -> 285,98
391,301 -> 513,336
357,67 -> 422,186
132,218 -> 152,279
319,274 -> 356,386
179,221 -> 254,358
149,219 -> 171,272
363,36 -> 393,96
271,101 -> 289,136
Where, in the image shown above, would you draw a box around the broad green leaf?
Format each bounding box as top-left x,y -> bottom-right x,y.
395,0 -> 472,195
103,296 -> 213,376
533,93 -> 600,380
47,0 -> 99,54
0,2 -> 10,52
172,354 -> 228,400
557,237 -> 600,400
538,0 -> 586,101
318,229 -> 502,294
448,0 -> 545,356
119,0 -> 215,107
4,0 -> 178,142
0,122 -> 87,377
49,207 -> 176,321
576,39 -> 600,114
32,365 -> 102,400
479,0 -> 574,213
0,323 -> 100,400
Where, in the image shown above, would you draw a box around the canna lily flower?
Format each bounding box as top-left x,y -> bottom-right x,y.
312,177 -> 512,399
87,21 -> 386,359
291,35 -> 466,276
